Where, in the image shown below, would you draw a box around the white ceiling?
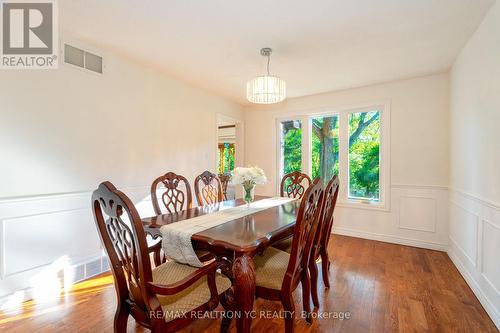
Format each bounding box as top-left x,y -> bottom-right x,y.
60,0 -> 494,105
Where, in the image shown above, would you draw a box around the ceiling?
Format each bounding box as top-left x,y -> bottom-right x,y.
60,0 -> 494,105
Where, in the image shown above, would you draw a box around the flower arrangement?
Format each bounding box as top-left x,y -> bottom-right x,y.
230,167 -> 267,205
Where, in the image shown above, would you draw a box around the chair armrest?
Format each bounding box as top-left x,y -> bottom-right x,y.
147,260 -> 221,296
148,241 -> 162,253
148,241 -> 164,266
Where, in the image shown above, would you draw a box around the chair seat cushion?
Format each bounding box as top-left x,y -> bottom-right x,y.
272,237 -> 293,253
254,247 -> 290,290
152,261 -> 232,322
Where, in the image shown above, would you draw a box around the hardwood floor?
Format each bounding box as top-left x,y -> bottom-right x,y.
0,235 -> 497,332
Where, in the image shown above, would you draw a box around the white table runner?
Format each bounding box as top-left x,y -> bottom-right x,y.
160,197 -> 295,267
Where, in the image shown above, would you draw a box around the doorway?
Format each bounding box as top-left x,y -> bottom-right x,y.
217,115 -> 244,200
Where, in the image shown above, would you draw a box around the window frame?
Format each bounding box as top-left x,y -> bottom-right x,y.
275,102 -> 391,211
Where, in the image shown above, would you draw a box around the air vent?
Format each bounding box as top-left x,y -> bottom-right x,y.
64,43 -> 103,74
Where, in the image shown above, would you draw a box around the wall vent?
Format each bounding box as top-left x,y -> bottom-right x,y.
64,43 -> 103,74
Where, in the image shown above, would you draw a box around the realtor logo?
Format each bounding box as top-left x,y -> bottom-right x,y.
1,0 -> 58,69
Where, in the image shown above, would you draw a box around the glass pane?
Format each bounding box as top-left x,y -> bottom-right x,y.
225,144 -> 235,172
311,115 -> 339,183
280,120 -> 302,182
348,111 -> 381,201
218,143 -> 235,174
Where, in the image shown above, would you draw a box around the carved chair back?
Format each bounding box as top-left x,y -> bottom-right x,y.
320,176 -> 340,249
284,178 -> 324,287
280,171 -> 312,199
218,173 -> 231,200
151,172 -> 193,215
311,176 -> 339,260
92,182 -> 158,317
194,171 -> 223,205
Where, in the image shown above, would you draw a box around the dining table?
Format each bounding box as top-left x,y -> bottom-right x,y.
141,195 -> 301,333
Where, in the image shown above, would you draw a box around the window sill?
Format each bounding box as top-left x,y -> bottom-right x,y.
336,200 -> 390,212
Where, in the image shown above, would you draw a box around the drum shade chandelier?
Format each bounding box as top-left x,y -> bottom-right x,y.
246,48 -> 286,104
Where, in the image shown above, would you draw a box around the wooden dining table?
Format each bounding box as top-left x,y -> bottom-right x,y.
141,196 -> 300,333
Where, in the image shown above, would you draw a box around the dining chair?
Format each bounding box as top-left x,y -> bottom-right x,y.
92,181 -> 232,333
151,172 -> 215,265
309,175 -> 339,308
280,171 -> 312,199
273,172 -> 313,253
194,171 -> 223,205
251,179 -> 324,333
218,173 -> 231,200
151,172 -> 192,215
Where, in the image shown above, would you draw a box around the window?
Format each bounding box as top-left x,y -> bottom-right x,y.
278,120 -> 303,190
348,111 -> 380,201
279,120 -> 302,176
277,104 -> 389,209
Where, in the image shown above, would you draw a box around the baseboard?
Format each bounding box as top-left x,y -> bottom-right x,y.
331,227 -> 499,329
448,249 -> 500,330
332,226 -> 448,252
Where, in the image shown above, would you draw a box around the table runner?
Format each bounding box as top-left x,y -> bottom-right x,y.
160,197 -> 295,267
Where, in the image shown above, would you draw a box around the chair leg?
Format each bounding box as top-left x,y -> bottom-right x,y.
320,249 -> 331,288
220,289 -> 234,333
221,316 -> 232,333
301,271 -> 313,324
309,260 -> 320,309
113,302 -> 128,333
281,293 -> 296,333
151,321 -> 164,333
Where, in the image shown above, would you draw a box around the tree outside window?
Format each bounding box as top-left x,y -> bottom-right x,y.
348,111 -> 380,200
279,108 -> 382,204
311,115 -> 339,182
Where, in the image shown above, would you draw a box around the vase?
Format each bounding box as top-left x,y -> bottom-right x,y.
242,183 -> 255,206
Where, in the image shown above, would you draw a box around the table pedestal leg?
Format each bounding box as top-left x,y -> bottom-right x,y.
233,254 -> 256,333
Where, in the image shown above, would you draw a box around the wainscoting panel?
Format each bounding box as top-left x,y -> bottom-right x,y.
333,185 -> 449,252
0,186 -> 151,300
482,219 -> 500,297
2,209 -> 100,277
448,190 -> 500,329
399,196 -> 437,232
449,201 -> 479,267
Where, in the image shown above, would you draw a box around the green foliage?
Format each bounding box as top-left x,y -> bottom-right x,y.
281,111 -> 380,201
220,143 -> 235,174
311,132 -> 321,179
282,126 -> 302,174
349,111 -> 380,200
226,146 -> 234,171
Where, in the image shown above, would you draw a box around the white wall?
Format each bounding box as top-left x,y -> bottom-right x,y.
448,1 -> 500,328
244,73 -> 450,251
0,40 -> 242,298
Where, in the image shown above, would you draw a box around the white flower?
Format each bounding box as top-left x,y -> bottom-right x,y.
230,167 -> 267,185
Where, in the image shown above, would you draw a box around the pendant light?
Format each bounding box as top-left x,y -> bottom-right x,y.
246,48 -> 286,104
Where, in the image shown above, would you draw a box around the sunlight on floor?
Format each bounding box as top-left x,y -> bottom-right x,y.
0,291 -> 25,312
0,273 -> 114,326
